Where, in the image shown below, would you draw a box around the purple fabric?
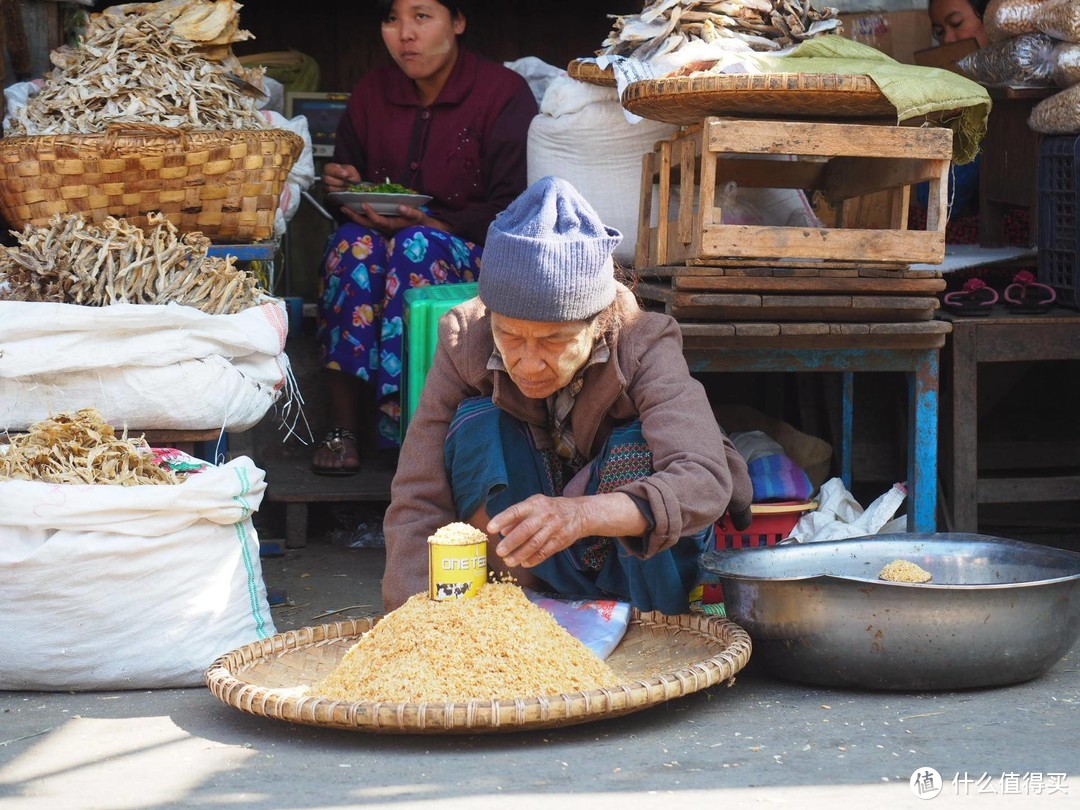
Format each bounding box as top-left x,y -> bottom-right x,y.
746,453 -> 813,503
334,47 -> 537,246
317,223 -> 482,447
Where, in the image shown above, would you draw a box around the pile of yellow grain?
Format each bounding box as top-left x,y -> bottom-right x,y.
428,521 -> 486,545
311,582 -> 618,703
878,559 -> 933,583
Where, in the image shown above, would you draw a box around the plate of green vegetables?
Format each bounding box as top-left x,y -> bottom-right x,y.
327,181 -> 432,216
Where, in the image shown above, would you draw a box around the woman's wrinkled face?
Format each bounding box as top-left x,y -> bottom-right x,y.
929,0 -> 988,47
490,313 -> 599,401
381,1 -> 465,83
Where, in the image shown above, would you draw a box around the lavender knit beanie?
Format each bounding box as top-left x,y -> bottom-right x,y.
479,176 -> 622,322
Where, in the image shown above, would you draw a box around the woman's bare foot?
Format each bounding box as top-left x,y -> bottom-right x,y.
312,428 -> 360,475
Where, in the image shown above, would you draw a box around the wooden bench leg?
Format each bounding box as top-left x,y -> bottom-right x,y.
285,503 -> 308,549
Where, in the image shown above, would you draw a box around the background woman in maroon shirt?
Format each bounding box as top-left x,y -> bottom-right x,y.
314,0 -> 537,473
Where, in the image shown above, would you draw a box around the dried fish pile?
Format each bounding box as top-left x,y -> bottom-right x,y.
600,0 -> 842,58
0,409 -> 183,486
0,213 -> 266,315
7,0 -> 266,135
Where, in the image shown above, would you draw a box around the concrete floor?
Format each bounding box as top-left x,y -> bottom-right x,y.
2,540 -> 1078,810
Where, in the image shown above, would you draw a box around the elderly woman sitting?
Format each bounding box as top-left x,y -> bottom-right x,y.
382,176 -> 752,615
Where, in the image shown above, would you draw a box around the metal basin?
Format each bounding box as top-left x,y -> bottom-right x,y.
699,533 -> 1080,690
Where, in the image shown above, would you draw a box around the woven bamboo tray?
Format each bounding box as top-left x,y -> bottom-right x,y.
0,124 -> 304,243
205,609 -> 752,734
622,73 -> 896,125
567,59 -> 617,87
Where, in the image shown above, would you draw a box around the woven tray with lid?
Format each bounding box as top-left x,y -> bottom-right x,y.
206,609 -> 752,734
0,124 -> 304,243
623,72 -> 897,125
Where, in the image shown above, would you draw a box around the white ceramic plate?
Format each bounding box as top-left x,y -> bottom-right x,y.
327,190 -> 433,216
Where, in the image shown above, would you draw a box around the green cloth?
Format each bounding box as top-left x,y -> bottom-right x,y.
760,36 -> 991,164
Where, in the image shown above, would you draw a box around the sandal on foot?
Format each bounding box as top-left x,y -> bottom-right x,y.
312,427 -> 360,476
1004,271 -> 1056,314
943,278 -> 998,316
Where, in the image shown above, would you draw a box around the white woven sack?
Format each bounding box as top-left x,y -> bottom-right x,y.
0,300 -> 290,431
0,457 -> 275,691
528,75 -> 679,266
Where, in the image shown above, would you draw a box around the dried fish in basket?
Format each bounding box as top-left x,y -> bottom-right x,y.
1,409 -> 185,486
7,1 -> 264,136
0,212 -> 271,316
599,0 -> 843,59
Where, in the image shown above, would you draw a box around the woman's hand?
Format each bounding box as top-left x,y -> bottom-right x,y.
322,163 -> 361,194
341,203 -> 451,236
489,492 -> 649,568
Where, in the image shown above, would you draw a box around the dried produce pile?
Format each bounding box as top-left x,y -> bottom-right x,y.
311,582 -> 618,703
7,0 -> 266,135
0,409 -> 184,486
0,213 -> 265,315
599,0 -> 842,58
878,559 -> 933,583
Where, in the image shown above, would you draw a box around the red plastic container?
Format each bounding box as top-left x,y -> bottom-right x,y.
701,500 -> 817,604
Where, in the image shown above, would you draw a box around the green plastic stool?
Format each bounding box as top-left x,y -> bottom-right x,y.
401,282 -> 479,439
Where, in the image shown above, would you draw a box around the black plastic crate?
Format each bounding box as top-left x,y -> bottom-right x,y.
1039,135 -> 1080,309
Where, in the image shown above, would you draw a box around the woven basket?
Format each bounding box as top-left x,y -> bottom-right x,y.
622,73 -> 896,126
205,609 -> 752,734
0,124 -> 304,242
567,59 -> 617,87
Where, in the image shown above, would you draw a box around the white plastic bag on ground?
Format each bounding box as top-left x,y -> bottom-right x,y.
0,300 -> 291,431
0,456 -> 275,691
787,478 -> 908,543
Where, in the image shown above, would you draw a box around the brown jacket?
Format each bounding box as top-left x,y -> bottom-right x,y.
381,285 -> 752,610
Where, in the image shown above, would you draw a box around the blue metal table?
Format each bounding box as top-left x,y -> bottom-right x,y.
679,321 -> 951,532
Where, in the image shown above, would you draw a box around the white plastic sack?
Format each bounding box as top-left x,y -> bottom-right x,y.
0,300 -> 291,432
504,56 -> 563,108
0,457 -> 275,691
528,75 -> 679,266
787,477 -> 908,543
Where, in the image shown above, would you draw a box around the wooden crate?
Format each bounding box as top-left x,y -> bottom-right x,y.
635,117 -> 952,268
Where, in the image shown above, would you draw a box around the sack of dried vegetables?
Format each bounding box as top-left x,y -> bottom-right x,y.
1028,82 -> 1080,133
0,215 -> 298,432
0,298 -> 295,432
0,418 -> 274,691
983,0 -> 1047,44
957,33 -> 1056,86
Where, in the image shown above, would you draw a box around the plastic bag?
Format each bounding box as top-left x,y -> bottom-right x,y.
983,0 -> 1045,43
786,478 -> 907,543
957,34 -> 1056,86
1053,42 -> 1080,86
717,180 -> 763,226
1028,82 -> 1080,134
1035,0 -> 1080,42
524,589 -> 631,660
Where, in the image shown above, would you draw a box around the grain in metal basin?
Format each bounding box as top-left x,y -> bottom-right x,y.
700,533 -> 1080,690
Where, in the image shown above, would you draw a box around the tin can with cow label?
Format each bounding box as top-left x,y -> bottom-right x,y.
427,522 -> 488,601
